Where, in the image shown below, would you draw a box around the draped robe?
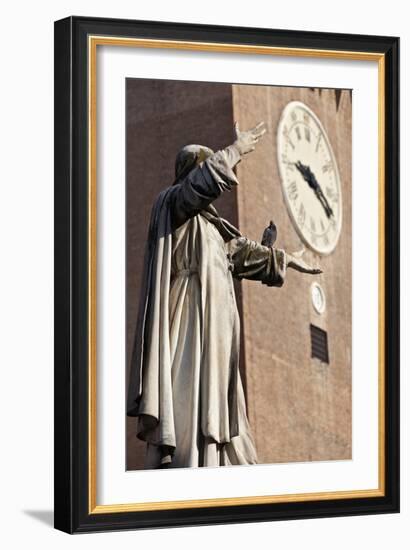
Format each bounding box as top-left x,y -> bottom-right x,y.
127,145 -> 287,468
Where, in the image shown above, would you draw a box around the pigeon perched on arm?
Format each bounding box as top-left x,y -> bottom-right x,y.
261,220 -> 277,247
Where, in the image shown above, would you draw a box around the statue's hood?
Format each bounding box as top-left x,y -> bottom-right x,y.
174,144 -> 214,182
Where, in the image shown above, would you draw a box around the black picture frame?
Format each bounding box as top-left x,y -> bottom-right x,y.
54,15 -> 400,534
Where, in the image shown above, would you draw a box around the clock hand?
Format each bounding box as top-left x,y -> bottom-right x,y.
309,173 -> 334,219
294,161 -> 312,184
294,161 -> 334,219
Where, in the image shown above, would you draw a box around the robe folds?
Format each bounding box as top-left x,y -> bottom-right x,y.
127,145 -> 287,468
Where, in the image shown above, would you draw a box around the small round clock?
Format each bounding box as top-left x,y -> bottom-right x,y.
311,282 -> 326,314
277,100 -> 342,255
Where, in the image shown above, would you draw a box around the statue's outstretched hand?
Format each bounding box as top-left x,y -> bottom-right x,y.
233,121 -> 267,155
286,248 -> 322,275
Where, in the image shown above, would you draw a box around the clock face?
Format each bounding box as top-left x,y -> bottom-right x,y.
277,101 -> 342,255
311,282 -> 326,314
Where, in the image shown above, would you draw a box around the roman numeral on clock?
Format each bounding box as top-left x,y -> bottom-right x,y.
281,154 -> 295,170
326,186 -> 339,202
295,126 -> 301,141
287,180 -> 298,202
322,161 -> 333,173
283,126 -> 295,150
297,203 -> 306,226
310,217 -> 316,232
315,133 -> 322,152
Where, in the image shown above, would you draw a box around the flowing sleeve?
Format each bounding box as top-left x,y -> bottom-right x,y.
170,145 -> 241,229
227,237 -> 287,287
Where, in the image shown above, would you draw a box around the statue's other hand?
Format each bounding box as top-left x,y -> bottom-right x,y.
286,254 -> 323,275
233,121 -> 267,156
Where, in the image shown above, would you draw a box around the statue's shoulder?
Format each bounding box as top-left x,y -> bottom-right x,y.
147,185 -> 177,237
152,186 -> 174,211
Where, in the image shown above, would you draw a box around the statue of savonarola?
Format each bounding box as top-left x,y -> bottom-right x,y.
127,122 -> 321,469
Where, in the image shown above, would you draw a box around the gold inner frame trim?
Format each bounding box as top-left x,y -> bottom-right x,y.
88,35 -> 386,514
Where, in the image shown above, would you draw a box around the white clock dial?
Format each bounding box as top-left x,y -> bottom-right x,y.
311,282 -> 326,314
277,101 -> 342,255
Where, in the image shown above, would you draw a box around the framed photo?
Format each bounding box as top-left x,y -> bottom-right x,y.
54,16 -> 400,533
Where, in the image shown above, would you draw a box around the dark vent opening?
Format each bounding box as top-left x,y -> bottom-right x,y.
310,324 -> 329,364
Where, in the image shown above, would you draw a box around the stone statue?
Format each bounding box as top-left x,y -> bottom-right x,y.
127,122 -> 321,469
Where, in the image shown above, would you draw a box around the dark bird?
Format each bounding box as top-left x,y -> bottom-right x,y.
261,220 -> 277,247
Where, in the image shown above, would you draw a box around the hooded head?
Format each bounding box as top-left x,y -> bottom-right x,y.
174,144 -> 214,183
